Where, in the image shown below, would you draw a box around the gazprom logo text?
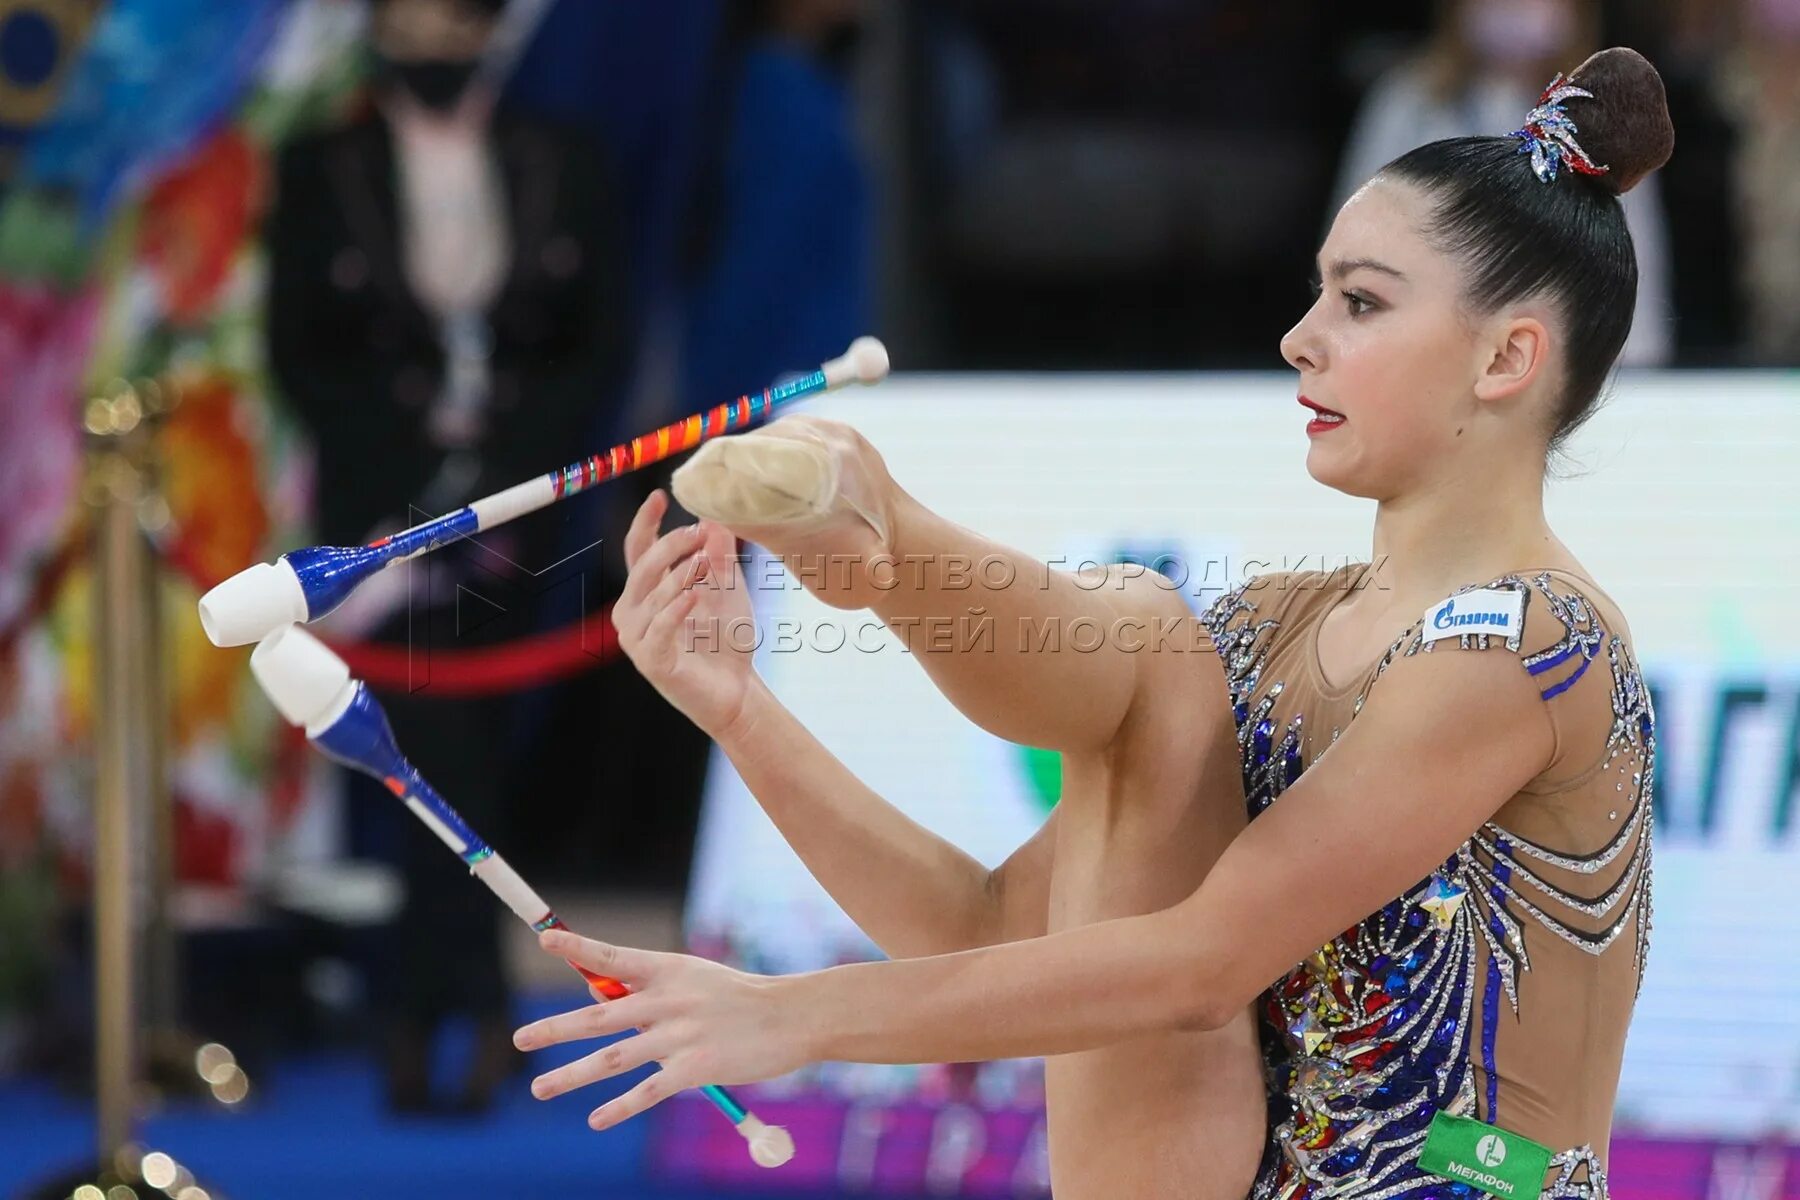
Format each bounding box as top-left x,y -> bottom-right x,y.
1434,598 -> 1511,632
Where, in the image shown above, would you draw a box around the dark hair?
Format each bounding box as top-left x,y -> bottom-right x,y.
1380,48 -> 1675,452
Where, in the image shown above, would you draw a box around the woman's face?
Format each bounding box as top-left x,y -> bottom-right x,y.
1280,179 -> 1544,501
373,0 -> 495,63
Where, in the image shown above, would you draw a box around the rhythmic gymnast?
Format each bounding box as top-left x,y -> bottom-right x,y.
516,48 -> 1671,1200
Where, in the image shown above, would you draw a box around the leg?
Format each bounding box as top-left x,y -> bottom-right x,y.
671,415 -> 1184,752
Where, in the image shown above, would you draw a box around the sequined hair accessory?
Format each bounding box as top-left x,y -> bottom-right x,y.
1510,73 -> 1610,184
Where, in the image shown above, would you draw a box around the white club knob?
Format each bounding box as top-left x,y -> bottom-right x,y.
199,559 -> 307,647
250,624 -> 354,732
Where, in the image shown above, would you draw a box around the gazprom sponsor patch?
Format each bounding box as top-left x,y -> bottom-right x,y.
1422,587 -> 1524,645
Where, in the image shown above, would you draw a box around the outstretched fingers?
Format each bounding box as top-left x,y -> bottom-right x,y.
547,929 -> 663,979
514,989 -> 655,1054
514,929 -> 789,1136
529,1028 -> 673,1101
587,1069 -> 684,1132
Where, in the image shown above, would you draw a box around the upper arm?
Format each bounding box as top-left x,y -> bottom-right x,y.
1178,600 -> 1562,1016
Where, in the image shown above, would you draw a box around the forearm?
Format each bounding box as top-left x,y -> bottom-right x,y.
718,682 -> 1003,959
781,905 -> 1216,1065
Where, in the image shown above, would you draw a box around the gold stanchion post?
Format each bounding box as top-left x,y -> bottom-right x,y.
89,383 -> 151,1166
25,381 -> 230,1200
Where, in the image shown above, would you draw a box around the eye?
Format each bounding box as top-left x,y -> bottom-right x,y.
1344,290 -> 1376,317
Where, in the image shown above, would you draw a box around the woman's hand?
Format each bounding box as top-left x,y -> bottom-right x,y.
613,489 -> 759,738
513,930 -> 812,1131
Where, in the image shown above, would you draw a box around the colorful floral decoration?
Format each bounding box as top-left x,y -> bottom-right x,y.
1,0 -> 372,940
138,129 -> 262,326
0,280 -> 97,632
0,1 -> 104,183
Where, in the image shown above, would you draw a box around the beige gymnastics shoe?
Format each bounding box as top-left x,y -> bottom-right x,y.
671,415 -> 892,551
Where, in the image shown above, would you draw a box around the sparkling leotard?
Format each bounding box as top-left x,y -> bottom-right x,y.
1202,563 -> 1653,1200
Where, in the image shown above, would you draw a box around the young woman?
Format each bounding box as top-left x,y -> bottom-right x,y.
516,47 -> 1671,1200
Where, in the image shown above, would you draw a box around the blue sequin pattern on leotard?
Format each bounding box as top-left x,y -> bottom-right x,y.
1202,570 -> 1653,1200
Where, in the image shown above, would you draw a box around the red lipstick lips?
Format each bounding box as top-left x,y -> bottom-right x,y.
1299,396 -> 1345,436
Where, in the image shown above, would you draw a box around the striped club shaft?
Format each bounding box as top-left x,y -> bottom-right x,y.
313,687 -> 765,1133
354,370 -> 827,576
362,753 -> 760,1129
547,373 -> 824,503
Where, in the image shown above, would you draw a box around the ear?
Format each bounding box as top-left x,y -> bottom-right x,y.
1472,315 -> 1549,405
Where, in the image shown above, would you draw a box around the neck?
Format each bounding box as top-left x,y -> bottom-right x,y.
1366,456 -> 1563,609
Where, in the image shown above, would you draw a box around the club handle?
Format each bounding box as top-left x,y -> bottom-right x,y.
568,961 -> 631,1001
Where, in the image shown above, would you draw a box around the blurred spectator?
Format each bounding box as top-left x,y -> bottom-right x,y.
1724,0 -> 1800,362
1640,0 -> 1745,361
1334,0 -> 1674,366
264,0 -> 628,1115
676,0 -> 874,408
906,0 -> 1345,367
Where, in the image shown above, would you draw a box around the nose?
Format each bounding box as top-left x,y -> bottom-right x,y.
1280,307 -> 1321,374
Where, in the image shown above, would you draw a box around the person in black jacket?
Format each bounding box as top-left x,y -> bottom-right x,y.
265,0 -> 629,1115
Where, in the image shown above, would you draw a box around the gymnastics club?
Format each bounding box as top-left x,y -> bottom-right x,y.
248,624 -> 796,1169
199,336 -> 891,647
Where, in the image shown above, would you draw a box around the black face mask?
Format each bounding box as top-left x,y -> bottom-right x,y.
375,55 -> 481,112
818,20 -> 865,76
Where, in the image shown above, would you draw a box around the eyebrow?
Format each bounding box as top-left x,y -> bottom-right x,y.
1318,257 -> 1408,283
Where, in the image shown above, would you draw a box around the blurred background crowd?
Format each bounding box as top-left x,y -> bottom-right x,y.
0,0 -> 1795,1197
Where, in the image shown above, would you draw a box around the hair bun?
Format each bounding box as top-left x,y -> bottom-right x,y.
1563,48 -> 1675,196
